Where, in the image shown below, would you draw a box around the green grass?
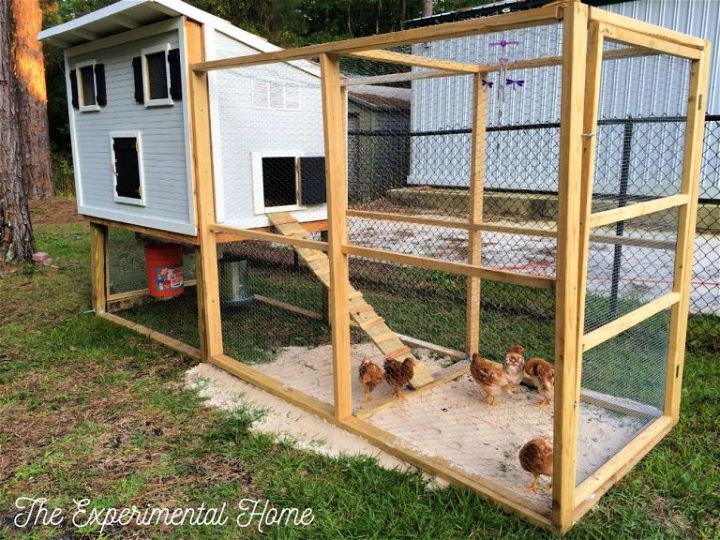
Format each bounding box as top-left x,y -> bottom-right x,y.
1,222 -> 718,539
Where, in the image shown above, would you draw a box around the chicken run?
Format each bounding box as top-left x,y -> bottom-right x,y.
68,1 -> 708,534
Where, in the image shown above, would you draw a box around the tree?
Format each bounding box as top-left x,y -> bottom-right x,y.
1,0 -> 39,262
13,0 -> 53,199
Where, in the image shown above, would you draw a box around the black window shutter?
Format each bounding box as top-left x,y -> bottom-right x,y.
69,69 -> 79,109
132,56 -> 143,103
113,137 -> 141,199
94,64 -> 106,106
300,157 -> 327,205
168,48 -> 182,101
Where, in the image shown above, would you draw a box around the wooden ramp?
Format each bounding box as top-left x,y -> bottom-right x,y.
267,212 -> 433,388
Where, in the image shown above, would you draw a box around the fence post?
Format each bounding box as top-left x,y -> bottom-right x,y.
609,120 -> 634,318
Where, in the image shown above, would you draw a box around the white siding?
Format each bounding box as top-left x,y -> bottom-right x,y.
69,28 -> 195,235
208,30 -> 326,229
409,0 -> 719,199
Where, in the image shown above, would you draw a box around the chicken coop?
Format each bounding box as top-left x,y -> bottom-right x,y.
41,0 -> 709,534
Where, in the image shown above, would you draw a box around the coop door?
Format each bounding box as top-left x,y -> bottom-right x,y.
111,135 -> 145,205
262,157 -> 297,208
299,157 -> 326,205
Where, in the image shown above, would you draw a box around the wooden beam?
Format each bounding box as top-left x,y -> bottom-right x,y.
321,53 -> 353,421
466,73 -> 487,355
552,2 -> 589,533
343,244 -> 555,289
665,42 -> 712,422
107,280 -> 198,304
587,194 -> 689,228
214,219 -> 327,243
187,20 -> 224,362
341,69 -> 456,87
211,224 -> 329,251
583,292 -> 681,352
208,351 -> 555,531
589,7 -> 706,50
193,4 -> 562,72
254,294 -> 325,321
90,222 -> 108,315
100,312 -> 201,359
348,49 -> 480,73
340,45 -> 655,88
573,415 -> 673,522
600,23 -> 701,60
85,217 -> 199,245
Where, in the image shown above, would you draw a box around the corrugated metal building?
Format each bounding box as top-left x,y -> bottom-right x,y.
406,0 -> 720,200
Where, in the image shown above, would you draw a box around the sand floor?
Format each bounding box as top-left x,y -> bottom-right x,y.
187,342 -> 654,516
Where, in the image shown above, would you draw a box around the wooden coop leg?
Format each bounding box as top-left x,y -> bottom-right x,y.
552,1 -> 589,534
320,53 -> 353,420
665,42 -> 711,423
465,73 -> 488,356
187,19 -> 223,363
90,222 -> 108,315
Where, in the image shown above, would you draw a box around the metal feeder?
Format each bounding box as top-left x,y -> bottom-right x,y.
218,254 -> 254,307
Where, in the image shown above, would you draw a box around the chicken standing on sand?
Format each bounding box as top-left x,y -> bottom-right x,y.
519,436 -> 553,493
504,344 -> 526,393
469,353 -> 512,406
524,357 -> 555,406
358,358 -> 384,403
384,357 -> 415,400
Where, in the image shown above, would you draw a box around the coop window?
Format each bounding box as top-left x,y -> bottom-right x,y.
110,132 -> 145,206
72,60 -> 106,112
136,44 -> 182,107
252,153 -> 326,213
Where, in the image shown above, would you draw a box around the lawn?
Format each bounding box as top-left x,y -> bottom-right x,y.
1,213 -> 719,539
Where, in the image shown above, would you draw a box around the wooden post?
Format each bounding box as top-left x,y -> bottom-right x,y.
320,53 -> 352,420
90,222 -> 108,314
465,73 -> 488,355
187,19 -> 223,362
552,1 -> 589,533
664,42 -> 711,422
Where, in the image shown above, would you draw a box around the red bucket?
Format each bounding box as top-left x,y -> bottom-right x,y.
144,244 -> 185,298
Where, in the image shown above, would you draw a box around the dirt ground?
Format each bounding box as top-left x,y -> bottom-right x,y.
29,197 -> 81,226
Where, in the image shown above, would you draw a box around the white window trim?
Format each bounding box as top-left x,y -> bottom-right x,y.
75,59 -> 100,113
251,150 -> 310,215
109,131 -> 146,207
141,43 -> 174,108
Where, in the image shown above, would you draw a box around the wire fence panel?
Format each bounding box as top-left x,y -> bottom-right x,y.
107,227 -> 200,351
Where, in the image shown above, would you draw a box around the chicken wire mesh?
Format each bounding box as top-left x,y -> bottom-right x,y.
106,227 -> 200,351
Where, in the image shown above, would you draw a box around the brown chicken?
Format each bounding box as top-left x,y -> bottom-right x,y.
524,357 -> 555,406
384,357 -> 415,400
519,437 -> 553,493
504,344 -> 526,393
470,353 -> 512,406
358,358 -> 384,403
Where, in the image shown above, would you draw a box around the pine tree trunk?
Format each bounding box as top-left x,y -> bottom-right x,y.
11,0 -> 53,199
0,0 -> 35,262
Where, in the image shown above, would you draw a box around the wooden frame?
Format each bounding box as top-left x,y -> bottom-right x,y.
466,73 -> 488,355
82,2 -> 709,535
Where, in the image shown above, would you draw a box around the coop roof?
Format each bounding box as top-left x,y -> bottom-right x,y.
348,85 -> 411,111
38,0 -> 279,55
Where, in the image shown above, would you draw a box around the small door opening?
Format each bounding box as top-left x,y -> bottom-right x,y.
111,134 -> 144,205
262,156 -> 297,208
